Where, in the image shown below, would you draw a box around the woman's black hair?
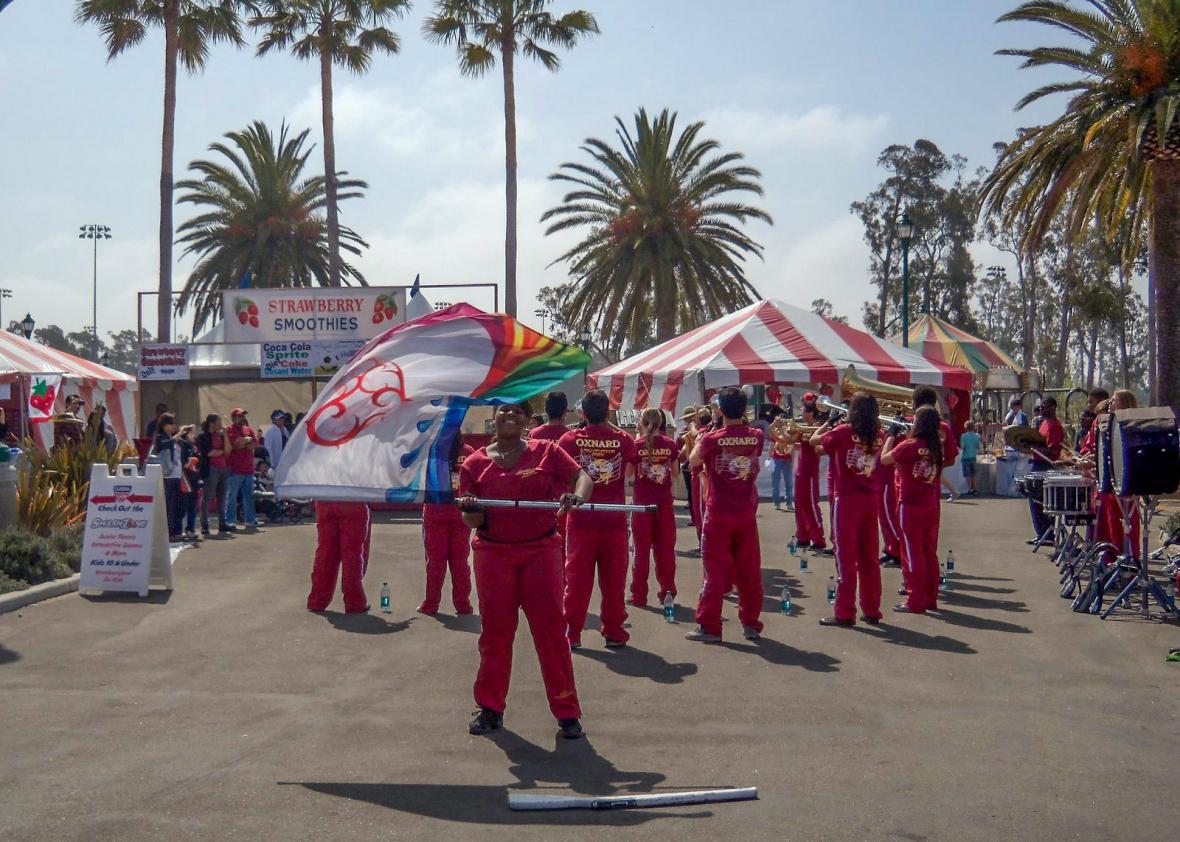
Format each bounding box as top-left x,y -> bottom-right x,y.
544,391 -> 568,421
201,413 -> 220,433
847,393 -> 879,453
912,405 -> 943,475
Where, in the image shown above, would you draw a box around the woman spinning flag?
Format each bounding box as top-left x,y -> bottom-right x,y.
458,399 -> 594,740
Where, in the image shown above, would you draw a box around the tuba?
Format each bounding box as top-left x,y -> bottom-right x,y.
841,365 -> 916,418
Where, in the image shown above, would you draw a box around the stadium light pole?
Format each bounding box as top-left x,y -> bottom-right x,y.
79,224 -> 112,360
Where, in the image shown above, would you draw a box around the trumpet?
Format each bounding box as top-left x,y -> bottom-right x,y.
816,395 -> 847,419
771,417 -> 821,441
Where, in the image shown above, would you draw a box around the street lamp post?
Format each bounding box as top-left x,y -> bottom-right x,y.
79,224 -> 112,361
20,312 -> 35,340
896,212 -> 915,348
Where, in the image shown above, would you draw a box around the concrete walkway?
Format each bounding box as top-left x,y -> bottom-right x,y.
1,499 -> 1177,840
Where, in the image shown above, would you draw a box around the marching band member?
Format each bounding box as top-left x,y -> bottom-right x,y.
877,422 -> 903,568
793,396 -> 827,551
629,408 -> 681,607
688,407 -> 714,551
686,386 -> 765,642
677,407 -> 699,530
418,433 -> 474,616
883,406 -> 944,614
811,394 -> 884,627
529,391 -> 572,554
307,500 -> 373,614
458,400 -> 593,739
559,390 -> 637,649
1026,395 -> 1064,545
1092,390 -> 1140,559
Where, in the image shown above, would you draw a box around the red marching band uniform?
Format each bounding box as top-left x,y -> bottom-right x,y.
794,430 -> 826,550
307,501 -> 373,614
891,437 -> 943,613
460,440 -> 582,722
1079,422 -> 1140,558
822,424 -> 884,623
558,424 -> 637,646
419,444 -> 475,615
694,422 -> 765,638
630,432 -> 681,606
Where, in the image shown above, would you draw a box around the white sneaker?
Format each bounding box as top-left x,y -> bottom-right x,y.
685,627 -> 722,643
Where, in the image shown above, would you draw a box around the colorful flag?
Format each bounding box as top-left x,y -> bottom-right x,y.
275,304 -> 590,503
27,373 -> 62,423
0,1 -> 14,13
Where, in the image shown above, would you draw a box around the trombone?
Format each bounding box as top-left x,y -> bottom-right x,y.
816,395 -> 912,433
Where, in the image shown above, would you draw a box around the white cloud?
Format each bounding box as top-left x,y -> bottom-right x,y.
752,214 -> 872,325
289,74 -> 532,169
701,104 -> 890,154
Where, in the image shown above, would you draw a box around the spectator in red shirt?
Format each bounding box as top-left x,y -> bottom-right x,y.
225,408 -> 260,530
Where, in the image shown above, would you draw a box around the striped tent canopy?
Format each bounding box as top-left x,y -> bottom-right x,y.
900,314 -> 1021,375
588,299 -> 972,414
0,330 -> 137,444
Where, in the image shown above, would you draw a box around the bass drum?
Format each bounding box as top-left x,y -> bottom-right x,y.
1110,407 -> 1180,496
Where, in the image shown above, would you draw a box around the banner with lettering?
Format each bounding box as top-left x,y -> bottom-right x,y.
275,304 -> 590,503
261,340 -> 365,379
138,344 -> 190,380
221,287 -> 406,343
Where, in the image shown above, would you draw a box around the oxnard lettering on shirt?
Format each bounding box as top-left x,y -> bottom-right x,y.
717,436 -> 759,446
575,438 -> 621,449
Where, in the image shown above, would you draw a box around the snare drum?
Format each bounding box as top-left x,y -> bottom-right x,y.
1042,472 -> 1095,515
1017,473 -> 1044,502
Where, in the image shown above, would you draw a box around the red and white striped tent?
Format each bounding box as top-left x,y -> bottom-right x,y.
588,299 -> 973,413
0,330 -> 137,446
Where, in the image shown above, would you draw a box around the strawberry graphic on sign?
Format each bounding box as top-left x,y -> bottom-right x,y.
370,293 -> 398,325
27,374 -> 62,422
233,297 -> 260,329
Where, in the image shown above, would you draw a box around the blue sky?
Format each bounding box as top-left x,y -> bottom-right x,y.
0,0 -> 1078,341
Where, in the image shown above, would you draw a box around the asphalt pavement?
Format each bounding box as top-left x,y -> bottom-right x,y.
1,497 -> 1178,840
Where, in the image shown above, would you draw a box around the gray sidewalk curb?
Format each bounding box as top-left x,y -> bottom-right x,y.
0,574 -> 80,615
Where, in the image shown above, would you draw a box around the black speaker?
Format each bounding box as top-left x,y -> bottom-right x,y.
1111,407 -> 1180,496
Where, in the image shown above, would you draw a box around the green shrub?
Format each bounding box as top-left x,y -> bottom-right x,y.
0,528 -> 78,587
0,571 -> 26,595
47,524 -> 83,574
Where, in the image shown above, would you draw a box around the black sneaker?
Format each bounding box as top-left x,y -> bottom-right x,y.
557,718 -> 584,739
468,707 -> 503,735
201,526 -> 211,537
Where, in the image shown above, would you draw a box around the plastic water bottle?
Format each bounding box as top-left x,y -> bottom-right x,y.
663,592 -> 675,622
780,584 -> 792,615
789,534 -> 798,555
380,582 -> 391,613
826,576 -> 836,605
946,550 -> 955,575
939,563 -> 947,591
800,548 -> 809,573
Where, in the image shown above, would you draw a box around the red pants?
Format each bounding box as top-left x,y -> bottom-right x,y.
630,500 -> 677,604
695,510 -> 763,637
473,538 -> 580,719
828,484 -> 837,550
1097,493 -> 1141,558
794,471 -> 825,547
900,501 -> 939,612
690,473 -> 704,543
878,481 -> 901,560
307,501 -> 371,613
420,504 -> 473,614
564,518 -> 629,644
832,492 -> 881,622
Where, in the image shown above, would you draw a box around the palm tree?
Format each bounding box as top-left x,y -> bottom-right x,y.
541,108 -> 771,355
174,120 -> 368,332
249,0 -> 409,286
980,0 -> 1180,404
423,0 -> 600,318
75,1 -> 249,343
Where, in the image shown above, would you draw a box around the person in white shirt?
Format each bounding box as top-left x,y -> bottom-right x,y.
1004,397 -> 1028,427
262,409 -> 289,470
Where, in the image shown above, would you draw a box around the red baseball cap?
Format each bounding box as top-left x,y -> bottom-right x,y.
231,407 -> 248,418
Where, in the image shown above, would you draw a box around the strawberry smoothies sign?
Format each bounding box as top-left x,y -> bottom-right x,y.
79,463 -> 173,597
221,288 -> 406,343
